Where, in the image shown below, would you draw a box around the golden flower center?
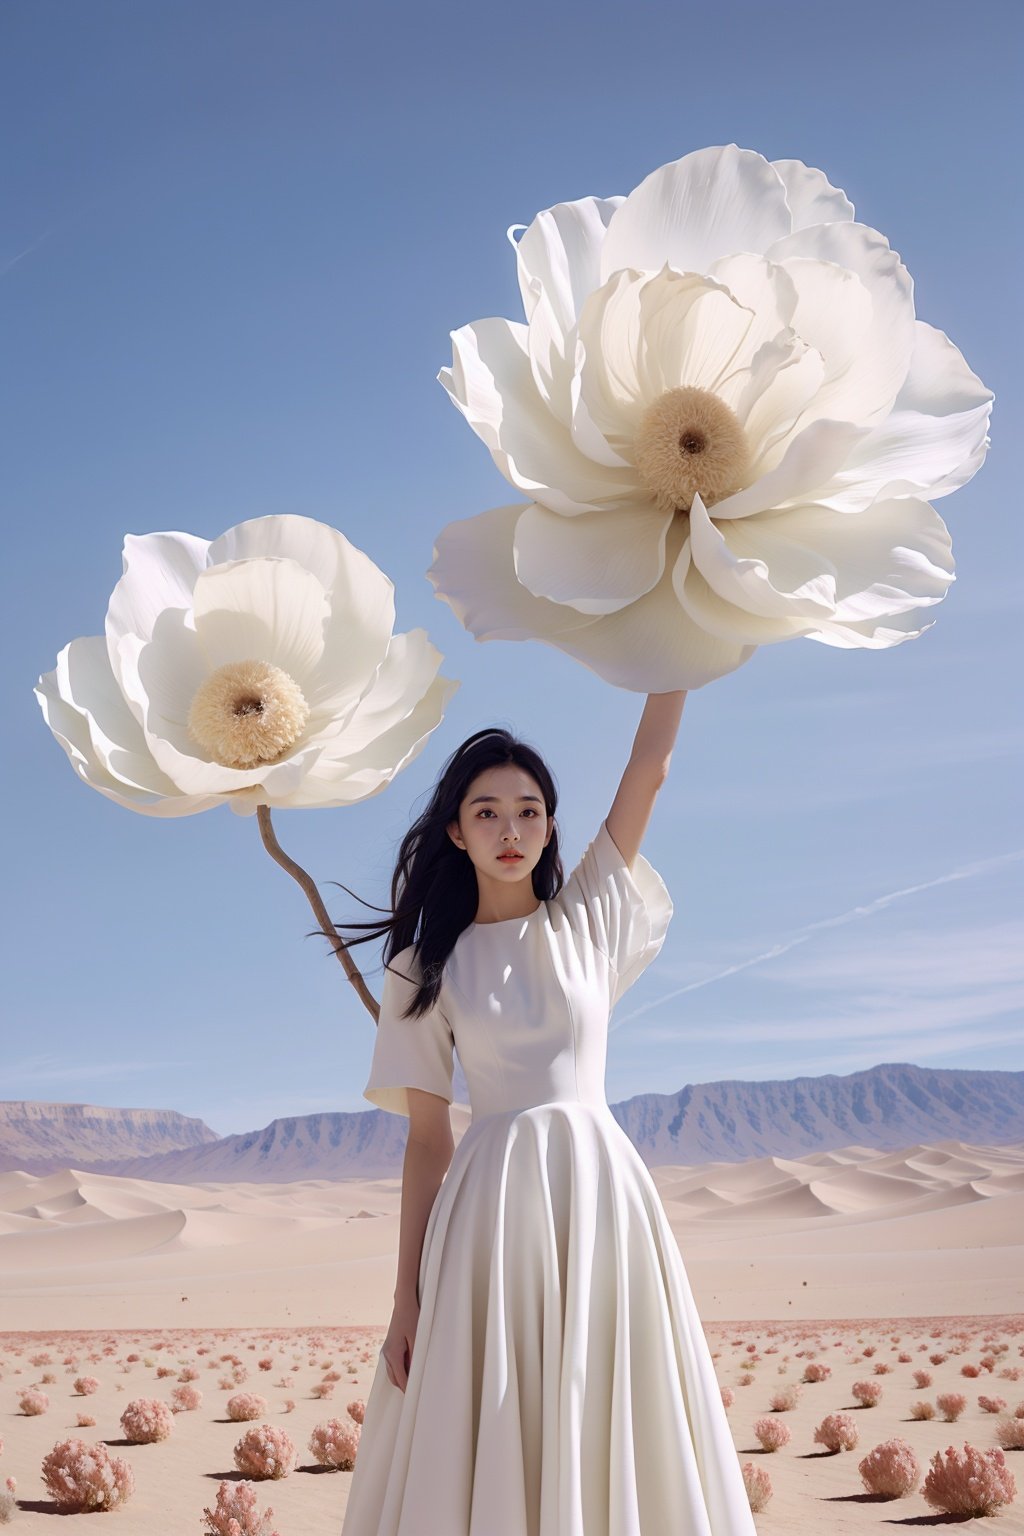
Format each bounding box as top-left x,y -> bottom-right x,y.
633,386 -> 750,515
187,659 -> 310,769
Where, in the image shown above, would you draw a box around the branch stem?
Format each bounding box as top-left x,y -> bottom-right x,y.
256,804 -> 380,1023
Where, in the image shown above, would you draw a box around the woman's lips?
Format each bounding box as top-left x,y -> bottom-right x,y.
497,852 -> 522,860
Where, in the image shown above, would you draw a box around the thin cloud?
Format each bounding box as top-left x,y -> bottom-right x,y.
8,1053 -> 190,1086
612,845 -> 1024,1031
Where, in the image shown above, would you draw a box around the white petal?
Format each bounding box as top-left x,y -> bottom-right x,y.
705,252 -> 798,331
207,514 -> 395,661
129,608 -> 208,731
105,530 -> 209,722
686,492 -> 837,620
106,530 -> 209,648
439,318 -> 634,514
35,645 -> 221,817
575,264 -> 791,450
512,196 -> 624,331
637,271 -> 773,405
313,628 -> 446,753
511,196 -> 624,421
191,557 -> 330,680
673,537 -> 814,644
711,418 -> 871,521
765,222 -> 916,439
737,335 -> 826,459
543,516 -> 758,690
57,635 -> 192,795
803,606 -> 937,650
770,159 -> 855,228
816,405 -> 993,512
513,500 -> 673,614
895,319 -> 994,416
599,145 -> 791,284
807,320 -> 993,509
302,674 -> 460,804
427,504 -> 603,642
773,254 -> 909,434
792,497 -> 954,620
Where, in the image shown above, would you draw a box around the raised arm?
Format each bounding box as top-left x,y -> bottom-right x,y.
606,690 -> 687,870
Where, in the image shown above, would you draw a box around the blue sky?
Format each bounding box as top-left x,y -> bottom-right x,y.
3,0 -> 1020,1138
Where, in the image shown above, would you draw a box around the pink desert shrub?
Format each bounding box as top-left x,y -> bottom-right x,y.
282,1399 -> 296,1413
120,1396 -> 174,1443
978,1395 -> 1007,1414
936,1392 -> 968,1422
258,1359 -> 274,1372
923,1443 -> 1017,1516
802,1362 -> 831,1383
741,1461 -> 772,1512
961,1362 -> 982,1378
75,1413 -> 97,1427
720,1386 -> 734,1409
178,1366 -> 200,1382
171,1384 -> 203,1412
346,1399 -> 366,1425
910,1400 -> 936,1420
311,1380 -> 336,1399
913,1369 -> 933,1388
872,1361 -> 893,1374
40,1437 -> 135,1511
995,1416 -> 1024,1451
897,1352 -> 912,1363
309,1418 -> 361,1470
858,1438 -> 922,1498
752,1416 -> 791,1452
73,1376 -> 100,1396
227,1393 -> 268,1422
201,1478 -> 279,1536
233,1425 -> 297,1480
18,1391 -> 47,1416
769,1384 -> 800,1412
0,1482 -> 16,1525
852,1379 -> 883,1407
814,1413 -> 859,1452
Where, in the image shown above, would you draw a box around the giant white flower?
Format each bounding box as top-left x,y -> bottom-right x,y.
36,514 -> 459,816
430,144 -> 993,690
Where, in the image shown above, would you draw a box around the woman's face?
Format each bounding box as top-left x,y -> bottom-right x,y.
447,763 -> 553,887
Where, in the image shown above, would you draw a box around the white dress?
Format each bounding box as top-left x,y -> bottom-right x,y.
341,819 -> 757,1536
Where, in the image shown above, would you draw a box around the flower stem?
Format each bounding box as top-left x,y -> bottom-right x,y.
256,805 -> 380,1023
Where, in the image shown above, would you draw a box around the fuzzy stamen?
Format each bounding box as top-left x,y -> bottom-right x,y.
633,386 -> 749,515
188,660 -> 310,769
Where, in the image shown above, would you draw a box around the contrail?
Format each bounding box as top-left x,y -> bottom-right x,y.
611,845 -> 1024,1029
0,228 -> 58,278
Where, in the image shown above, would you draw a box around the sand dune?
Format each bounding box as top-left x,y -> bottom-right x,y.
1,1137 -> 1022,1533
0,1137 -> 1019,1331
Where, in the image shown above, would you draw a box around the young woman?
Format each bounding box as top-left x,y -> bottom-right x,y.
339,692 -> 758,1535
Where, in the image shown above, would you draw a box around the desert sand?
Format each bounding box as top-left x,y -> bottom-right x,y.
1,1136 -> 1021,1531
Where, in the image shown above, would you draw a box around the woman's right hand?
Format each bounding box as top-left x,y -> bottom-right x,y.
381,1294 -> 420,1393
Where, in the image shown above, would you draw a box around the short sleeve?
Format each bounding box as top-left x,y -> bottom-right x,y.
554,818 -> 673,1003
363,945 -> 455,1117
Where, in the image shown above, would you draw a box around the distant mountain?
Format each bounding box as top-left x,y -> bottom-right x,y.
2,1063 -> 1022,1183
0,1101 -> 220,1174
607,1062 -> 1024,1165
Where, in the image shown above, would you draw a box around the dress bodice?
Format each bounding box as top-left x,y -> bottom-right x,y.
363,818 -> 672,1123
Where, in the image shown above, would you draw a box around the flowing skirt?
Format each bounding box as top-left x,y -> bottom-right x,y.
341,1101 -> 757,1535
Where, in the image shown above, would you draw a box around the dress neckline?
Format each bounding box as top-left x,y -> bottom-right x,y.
468,900 -> 545,929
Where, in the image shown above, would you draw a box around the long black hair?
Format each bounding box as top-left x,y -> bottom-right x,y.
325,726 -> 564,1018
